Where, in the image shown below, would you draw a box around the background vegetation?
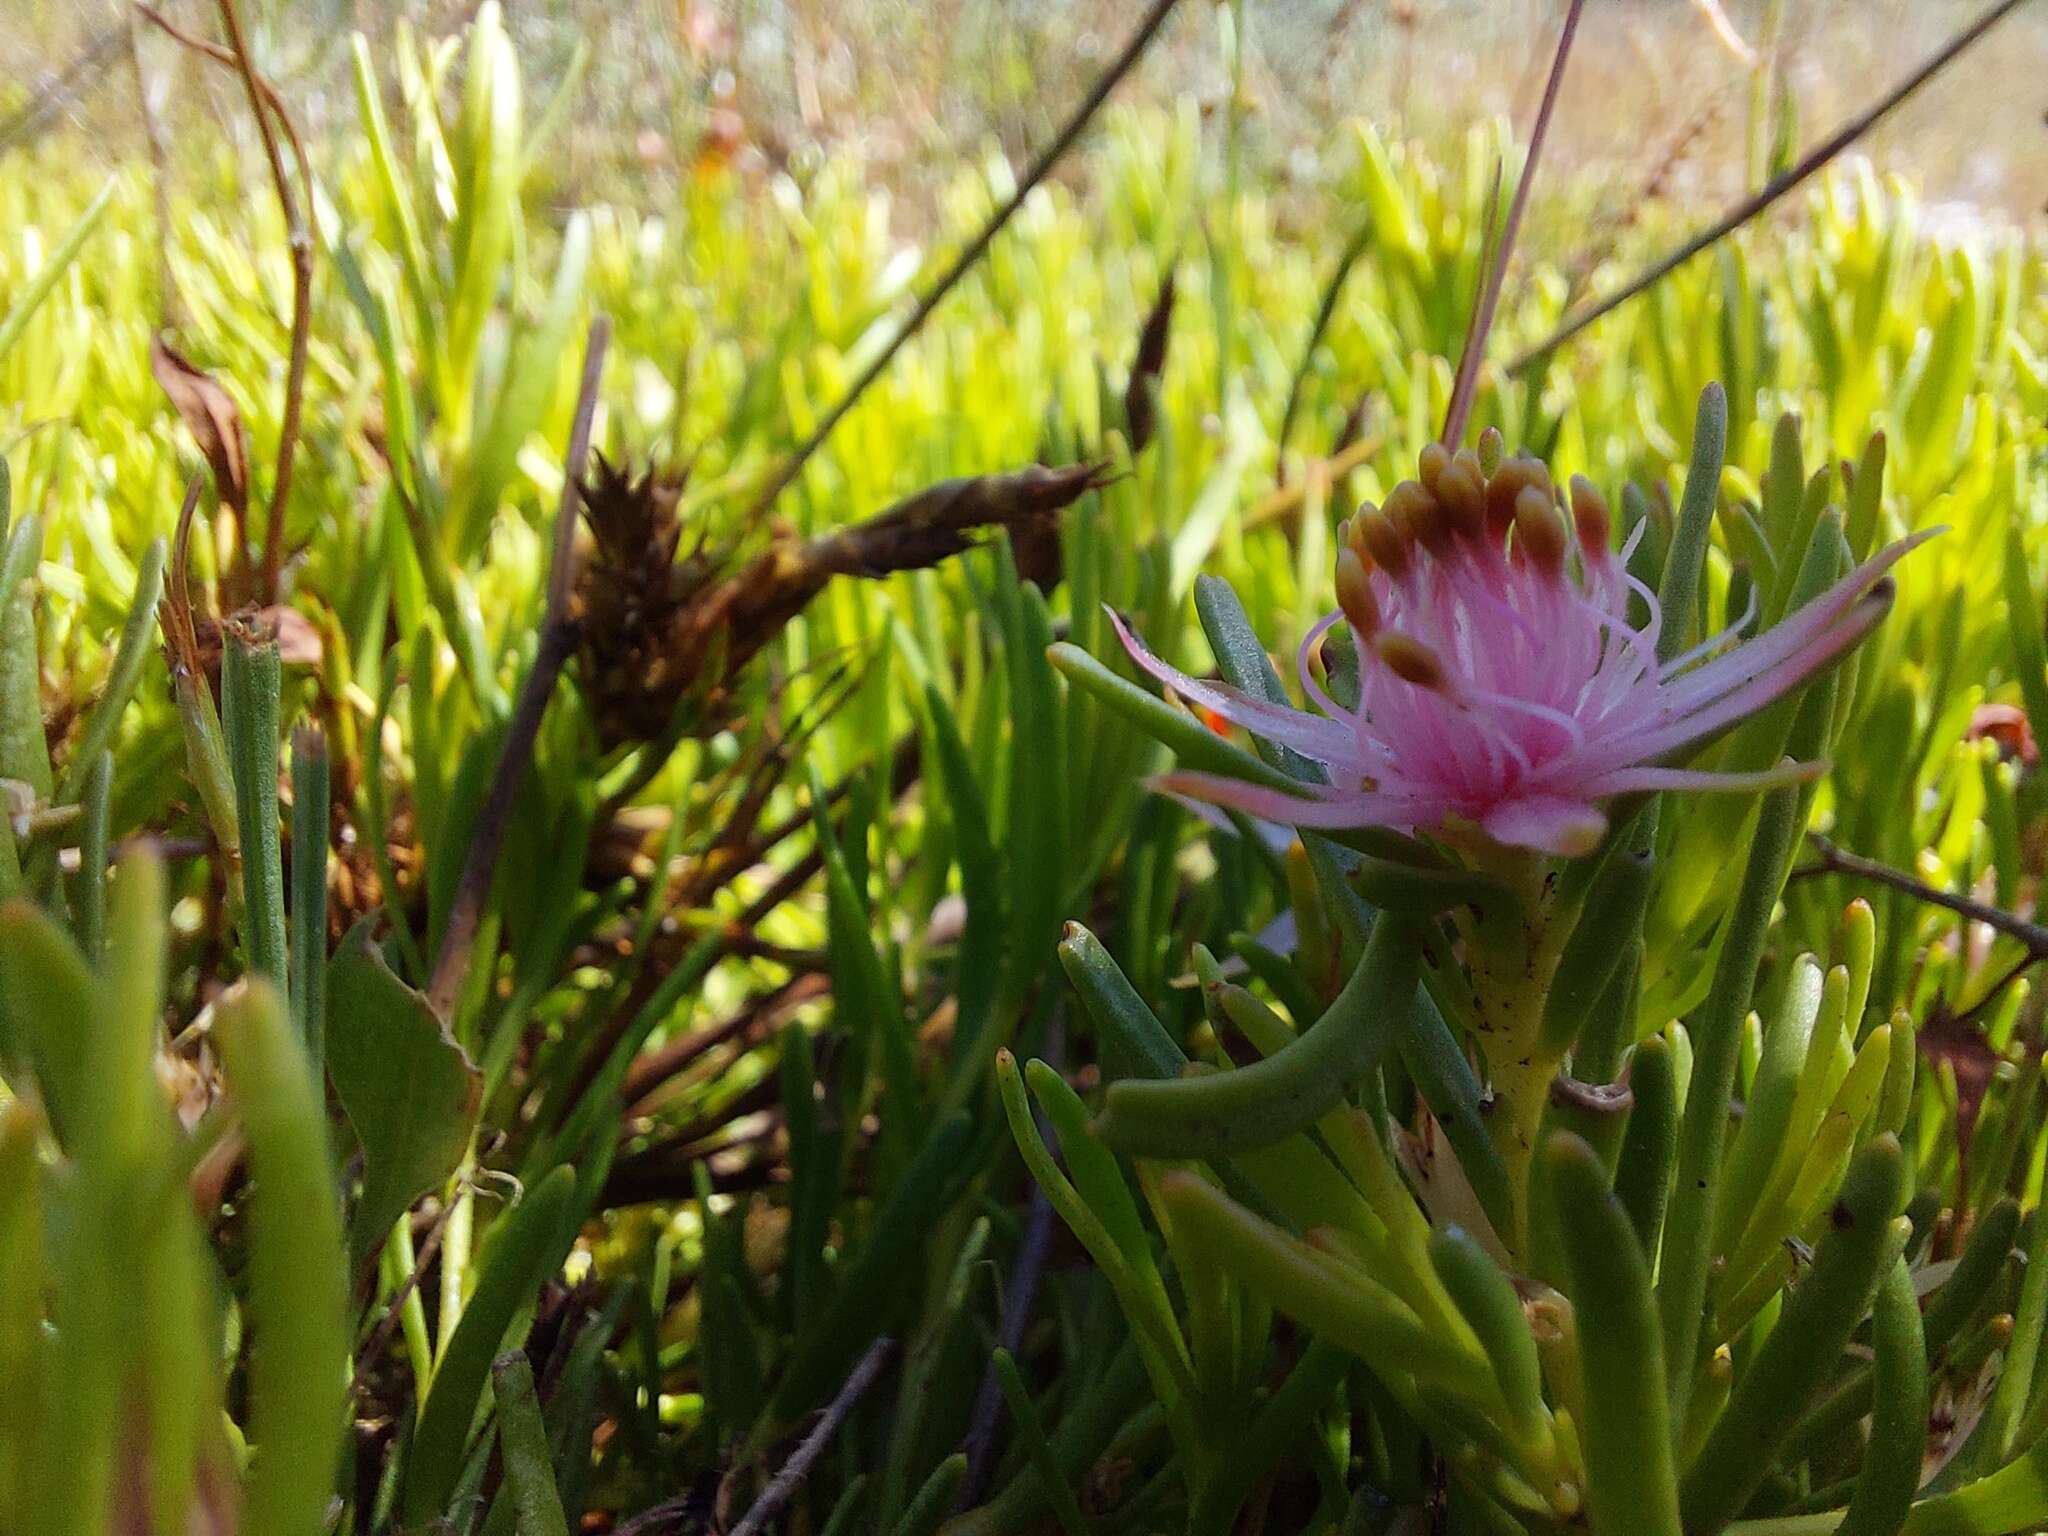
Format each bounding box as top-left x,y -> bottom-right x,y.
5,2 -> 2048,1534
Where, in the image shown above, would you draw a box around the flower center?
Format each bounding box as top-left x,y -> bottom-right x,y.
1323,441 -> 1649,814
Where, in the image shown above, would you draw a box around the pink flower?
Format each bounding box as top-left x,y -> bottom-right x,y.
1116,444 -> 1930,859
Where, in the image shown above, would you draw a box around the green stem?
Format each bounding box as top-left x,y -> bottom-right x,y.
288,725 -> 329,1067
1466,859 -> 1566,1258
223,625 -> 287,993
1657,782 -> 1804,1419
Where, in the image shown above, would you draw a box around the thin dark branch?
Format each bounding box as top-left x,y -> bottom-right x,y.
1955,952 -> 2039,1029
598,1148 -> 790,1207
1507,0 -> 2031,375
729,847 -> 825,934
726,1337 -> 897,1536
621,973 -> 828,1108
351,1206 -> 451,1399
125,4 -> 183,332
134,4 -> 291,134
713,729 -> 922,935
706,934 -> 827,971
214,0 -> 311,606
134,0 -> 317,605
545,333 -> 607,619
594,640 -> 861,827
556,733 -> 919,1132
427,316 -> 610,1019
0,24 -> 124,155
743,0 -> 1183,519
1801,833 -> 2048,955
1275,215 -> 1373,470
1441,0 -> 1584,447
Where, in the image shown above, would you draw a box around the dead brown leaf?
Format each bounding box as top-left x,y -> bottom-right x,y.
1123,269 -> 1176,456
150,335 -> 250,519
1918,1009 -> 2004,1158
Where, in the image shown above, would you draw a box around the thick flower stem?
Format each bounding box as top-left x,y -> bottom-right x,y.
1489,1042 -> 1564,1263
1461,859 -> 1569,1263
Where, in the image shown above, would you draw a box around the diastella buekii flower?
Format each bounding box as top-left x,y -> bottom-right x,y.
1116,442 -> 1928,861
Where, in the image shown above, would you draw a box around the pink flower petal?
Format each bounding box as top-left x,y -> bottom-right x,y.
1107,607 -> 1357,763
1146,770 -> 1443,832
1581,758 -> 1826,797
1479,795 -> 1609,857
1165,792 -> 1298,852
1585,586 -> 1891,772
1644,530 -> 1934,718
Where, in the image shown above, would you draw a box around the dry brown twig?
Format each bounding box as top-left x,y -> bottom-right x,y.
212,0 -> 311,605
724,463 -> 1112,645
1244,432 -> 1384,532
724,1337 -> 896,1536
425,315 -> 611,1019
620,972 -> 829,1111
1439,0 -> 1586,448
1508,0 -> 2032,375
578,458 -> 1106,800
1799,832 -> 2048,1026
134,0 -> 314,606
125,4 -> 183,331
743,0 -> 1185,519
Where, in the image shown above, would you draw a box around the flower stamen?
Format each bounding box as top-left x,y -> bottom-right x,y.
1377,632 -> 1448,691
1438,452 -> 1489,541
1336,546 -> 1381,638
1513,485 -> 1568,572
1568,475 -> 1612,559
1356,505 -> 1412,578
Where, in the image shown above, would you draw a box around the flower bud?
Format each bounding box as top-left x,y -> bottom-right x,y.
1386,478 -> 1451,555
1477,426 -> 1505,478
1485,456 -> 1535,541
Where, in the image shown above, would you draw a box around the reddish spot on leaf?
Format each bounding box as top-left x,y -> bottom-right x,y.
1967,702 -> 2037,765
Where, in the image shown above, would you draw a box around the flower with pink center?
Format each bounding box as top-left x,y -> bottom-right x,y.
1116,442 -> 1930,859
